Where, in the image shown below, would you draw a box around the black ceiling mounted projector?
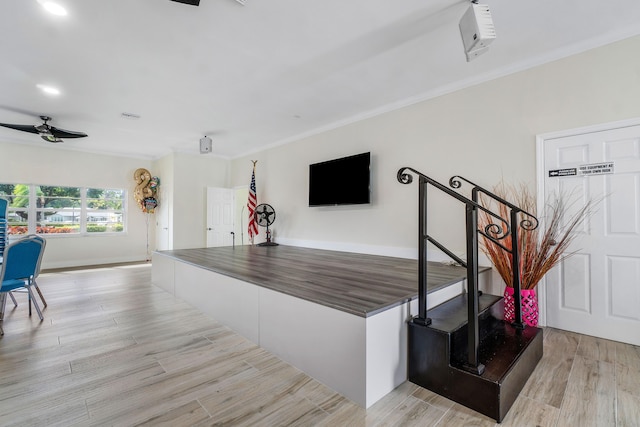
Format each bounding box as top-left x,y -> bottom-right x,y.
171,0 -> 200,5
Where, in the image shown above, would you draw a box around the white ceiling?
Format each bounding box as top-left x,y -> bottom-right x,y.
2,0 -> 640,159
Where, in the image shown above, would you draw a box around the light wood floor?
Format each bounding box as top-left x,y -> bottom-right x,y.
0,264 -> 638,426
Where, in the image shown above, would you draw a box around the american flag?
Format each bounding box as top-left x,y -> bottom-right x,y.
247,165 -> 258,242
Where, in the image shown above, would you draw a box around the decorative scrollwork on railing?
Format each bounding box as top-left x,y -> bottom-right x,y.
478,209 -> 511,245
398,167 -> 513,245
449,175 -> 463,190
484,222 -> 504,239
397,168 -> 414,185
479,222 -> 511,252
448,174 -> 539,232
519,215 -> 538,231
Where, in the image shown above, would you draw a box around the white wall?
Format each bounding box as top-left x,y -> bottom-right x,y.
230,35 -> 640,258
160,152 -> 229,250
0,143 -> 229,268
3,36 -> 640,269
233,186 -> 249,246
0,141 -> 153,269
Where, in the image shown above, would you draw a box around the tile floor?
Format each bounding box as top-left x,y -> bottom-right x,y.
0,264 -> 638,426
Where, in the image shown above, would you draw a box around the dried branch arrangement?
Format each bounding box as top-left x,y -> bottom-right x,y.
479,183 -> 594,290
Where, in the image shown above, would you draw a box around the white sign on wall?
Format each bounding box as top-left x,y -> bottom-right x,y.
578,162 -> 614,176
548,168 -> 577,177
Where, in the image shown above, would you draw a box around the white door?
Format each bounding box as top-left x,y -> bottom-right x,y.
156,187 -> 170,250
206,187 -> 235,247
542,123 -> 640,346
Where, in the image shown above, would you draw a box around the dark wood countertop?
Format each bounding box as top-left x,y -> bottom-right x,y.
156,245 -> 478,318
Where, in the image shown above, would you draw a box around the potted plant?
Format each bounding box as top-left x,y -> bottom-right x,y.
478,183 -> 594,326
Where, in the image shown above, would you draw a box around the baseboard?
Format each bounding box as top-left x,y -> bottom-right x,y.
42,256 -> 150,271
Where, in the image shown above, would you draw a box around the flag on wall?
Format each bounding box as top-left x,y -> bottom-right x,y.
247,161 -> 258,243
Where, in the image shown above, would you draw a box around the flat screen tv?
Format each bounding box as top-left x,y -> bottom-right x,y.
309,152 -> 370,206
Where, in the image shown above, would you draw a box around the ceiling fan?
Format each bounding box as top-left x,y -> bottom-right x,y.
0,115 -> 88,143
169,0 -> 246,6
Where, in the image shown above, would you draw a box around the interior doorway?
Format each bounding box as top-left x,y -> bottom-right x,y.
206,187 -> 235,247
537,118 -> 640,345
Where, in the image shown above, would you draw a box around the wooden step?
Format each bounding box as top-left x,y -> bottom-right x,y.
407,293 -> 543,422
423,292 -> 502,333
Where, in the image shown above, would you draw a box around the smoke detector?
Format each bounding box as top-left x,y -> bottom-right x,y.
200,136 -> 212,154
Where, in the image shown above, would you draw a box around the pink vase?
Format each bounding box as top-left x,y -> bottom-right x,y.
503,286 -> 539,327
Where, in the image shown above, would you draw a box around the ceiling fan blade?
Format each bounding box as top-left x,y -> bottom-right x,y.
0,122 -> 39,134
0,105 -> 42,118
49,126 -> 88,139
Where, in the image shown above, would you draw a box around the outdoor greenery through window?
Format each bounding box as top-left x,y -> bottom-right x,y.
0,184 -> 125,236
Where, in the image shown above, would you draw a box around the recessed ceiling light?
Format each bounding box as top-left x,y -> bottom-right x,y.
36,84 -> 61,96
41,2 -> 68,16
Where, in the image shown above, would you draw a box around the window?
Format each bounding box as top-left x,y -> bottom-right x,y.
37,186 -> 81,234
86,188 -> 124,233
0,184 -> 126,236
0,184 -> 29,235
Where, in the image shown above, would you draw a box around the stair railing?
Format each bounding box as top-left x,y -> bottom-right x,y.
448,176 -> 539,330
397,167 -> 510,375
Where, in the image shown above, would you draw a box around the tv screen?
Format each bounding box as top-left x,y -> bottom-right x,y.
309,152 -> 370,206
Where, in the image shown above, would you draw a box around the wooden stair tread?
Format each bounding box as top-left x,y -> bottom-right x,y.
425,293 -> 501,333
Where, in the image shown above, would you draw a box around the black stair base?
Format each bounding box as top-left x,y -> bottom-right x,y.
408,294 -> 543,422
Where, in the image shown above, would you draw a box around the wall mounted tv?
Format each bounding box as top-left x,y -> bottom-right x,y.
309,152 -> 370,207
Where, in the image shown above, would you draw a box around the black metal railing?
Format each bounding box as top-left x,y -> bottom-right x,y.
397,167 -> 511,375
449,176 -> 538,330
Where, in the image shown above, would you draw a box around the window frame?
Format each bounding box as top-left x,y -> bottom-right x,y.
0,183 -> 127,237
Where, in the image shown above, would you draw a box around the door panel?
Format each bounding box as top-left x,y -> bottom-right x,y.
543,123 -> 640,346
557,176 -> 591,235
206,187 -> 235,247
560,254 -> 590,313
558,144 -> 588,164
607,174 -> 639,235
608,256 -> 640,320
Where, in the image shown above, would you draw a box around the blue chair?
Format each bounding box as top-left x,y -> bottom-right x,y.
0,198 -> 7,262
12,235 -> 48,309
0,235 -> 45,335
32,235 -> 48,308
0,218 -> 6,263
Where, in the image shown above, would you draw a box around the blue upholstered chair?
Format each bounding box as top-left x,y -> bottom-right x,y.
21,235 -> 48,308
0,218 -> 6,263
0,235 -> 46,335
5,235 -> 48,311
0,198 -> 7,262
